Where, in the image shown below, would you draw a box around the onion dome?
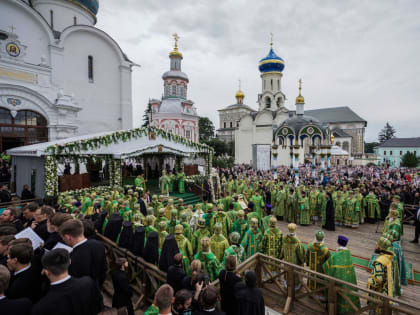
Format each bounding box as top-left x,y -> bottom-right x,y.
235,80 -> 245,104
169,33 -> 183,58
69,0 -> 99,16
258,46 -> 285,74
296,79 -> 305,104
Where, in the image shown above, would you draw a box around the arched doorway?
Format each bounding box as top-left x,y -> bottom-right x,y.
0,107 -> 48,152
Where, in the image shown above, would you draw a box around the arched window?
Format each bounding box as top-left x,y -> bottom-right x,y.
265,97 -> 271,108
230,122 -> 233,128
271,79 -> 273,90
74,16 -> 77,25
172,85 -> 176,96
277,80 -> 280,90
223,122 -> 226,128
88,56 -> 94,82
0,108 -> 48,151
342,141 -> 349,152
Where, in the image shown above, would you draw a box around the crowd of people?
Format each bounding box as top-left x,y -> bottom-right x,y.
0,164 -> 417,315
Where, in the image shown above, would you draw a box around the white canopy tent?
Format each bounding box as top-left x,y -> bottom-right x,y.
7,127 -> 213,198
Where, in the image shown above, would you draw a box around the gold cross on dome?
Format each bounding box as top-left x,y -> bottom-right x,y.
299,78 -> 302,94
9,25 -> 16,34
238,79 -> 241,89
270,32 -> 273,47
172,33 -> 180,49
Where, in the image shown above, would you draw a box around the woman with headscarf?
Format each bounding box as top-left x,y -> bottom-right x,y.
118,221 -> 134,249
104,212 -> 123,242
143,231 -> 159,265
159,234 -> 180,272
131,226 -> 145,257
324,192 -> 335,231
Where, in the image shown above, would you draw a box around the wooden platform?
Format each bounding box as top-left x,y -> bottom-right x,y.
270,220 -> 420,314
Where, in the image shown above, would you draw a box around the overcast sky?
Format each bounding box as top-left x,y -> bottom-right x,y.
96,0 -> 420,142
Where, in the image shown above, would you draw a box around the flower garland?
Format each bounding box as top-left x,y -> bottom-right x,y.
45,155 -> 58,197
45,127 -> 213,157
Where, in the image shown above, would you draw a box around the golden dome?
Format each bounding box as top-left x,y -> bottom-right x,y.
296,78 -> 305,104
169,33 -> 183,58
235,88 -> 245,99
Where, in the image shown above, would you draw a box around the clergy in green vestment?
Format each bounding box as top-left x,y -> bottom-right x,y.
274,186 -> 286,219
192,218 -> 211,253
231,209 -> 249,243
157,221 -> 168,249
262,216 -> 282,259
159,170 -> 170,195
323,235 -> 360,314
222,232 -> 246,267
177,171 -> 186,193
194,236 -> 222,282
166,209 -> 179,235
306,231 -> 330,290
180,212 -> 193,241
210,223 -> 230,262
364,191 -> 381,223
241,218 -> 263,258
285,188 -> 297,223
281,223 -> 305,290
168,171 -> 175,193
382,209 -> 401,241
299,191 -> 311,225
334,191 -> 345,226
367,237 -> 397,314
210,204 -> 231,237
175,224 -> 192,275
134,174 -> 145,190
250,191 -> 265,219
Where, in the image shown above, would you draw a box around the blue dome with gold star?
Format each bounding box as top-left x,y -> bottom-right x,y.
258,47 -> 285,73
70,0 -> 99,16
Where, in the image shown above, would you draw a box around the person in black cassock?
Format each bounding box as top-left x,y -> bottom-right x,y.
219,256 -> 242,315
138,196 -> 147,217
20,184 -> 34,201
118,221 -> 134,250
143,231 -> 159,265
0,264 -> 32,315
324,192 -> 335,231
112,257 -> 133,315
159,234 -> 180,272
59,219 -> 107,289
6,242 -> 42,303
31,249 -> 102,315
104,213 -> 123,242
167,253 -> 186,293
131,225 -> 145,257
192,285 -> 225,315
94,210 -> 108,234
32,206 -> 54,242
234,271 -> 265,315
44,213 -> 72,250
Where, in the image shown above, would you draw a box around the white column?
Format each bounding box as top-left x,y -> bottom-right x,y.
119,64 -> 133,129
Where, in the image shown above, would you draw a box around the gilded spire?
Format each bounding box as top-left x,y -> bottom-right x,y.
296,78 -> 305,104
235,79 -> 245,104
170,33 -> 183,57
270,32 -> 273,47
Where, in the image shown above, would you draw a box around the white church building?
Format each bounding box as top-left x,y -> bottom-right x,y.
217,41 -> 367,168
0,0 -> 136,152
148,35 -> 199,142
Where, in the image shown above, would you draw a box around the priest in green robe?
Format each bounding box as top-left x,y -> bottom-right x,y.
241,218 -> 263,258
274,186 -> 286,220
192,217 -> 211,253
382,209 -> 401,241
194,236 -> 222,282
299,191 -> 311,225
250,191 -> 265,219
175,224 -> 193,274
306,231 -> 330,290
231,209 -> 249,243
177,171 -> 186,193
222,232 -> 246,267
134,174 -> 145,191
262,216 -> 282,259
364,190 -> 381,224
159,170 -> 170,196
323,235 -> 360,314
210,204 -> 231,237
210,223 -> 230,262
281,223 -> 305,290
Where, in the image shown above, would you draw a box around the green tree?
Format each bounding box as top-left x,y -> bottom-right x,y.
199,117 -> 215,142
142,102 -> 152,127
364,142 -> 379,153
204,138 -> 229,156
378,122 -> 396,143
401,152 -> 419,167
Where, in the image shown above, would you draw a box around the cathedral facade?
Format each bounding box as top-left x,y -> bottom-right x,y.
217,42 -> 367,166
148,35 -> 199,142
0,0 -> 135,151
